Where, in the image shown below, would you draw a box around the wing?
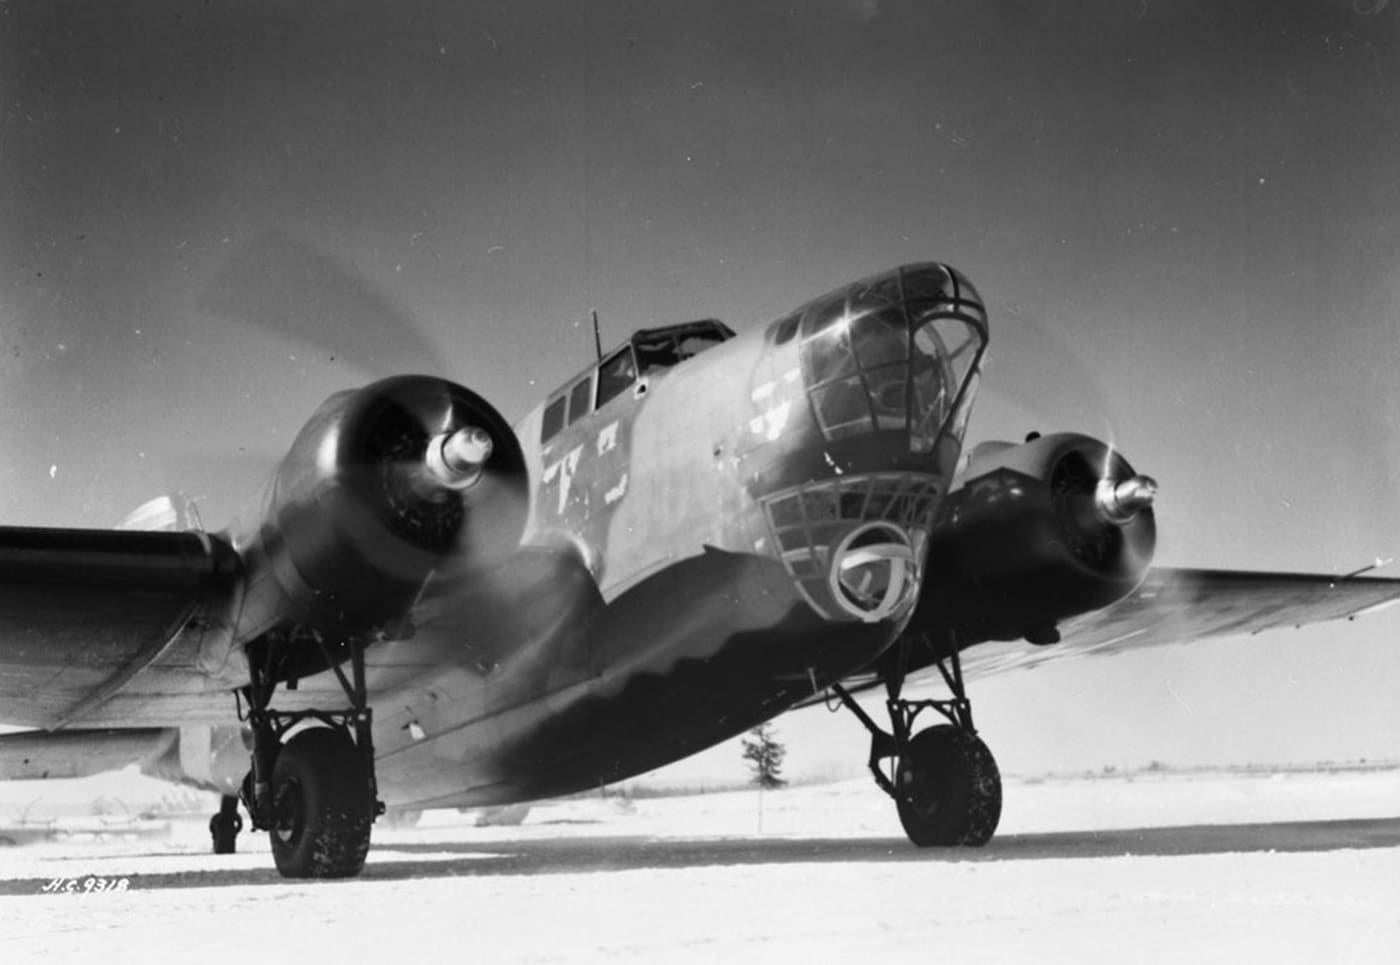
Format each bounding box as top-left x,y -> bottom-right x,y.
822,567 -> 1400,701
958,567 -> 1400,677
0,526 -> 605,733
0,727 -> 171,779
0,527 -> 240,729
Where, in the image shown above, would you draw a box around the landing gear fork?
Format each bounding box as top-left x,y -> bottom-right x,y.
831,640 -> 976,799
833,636 -> 1003,847
237,634 -> 384,832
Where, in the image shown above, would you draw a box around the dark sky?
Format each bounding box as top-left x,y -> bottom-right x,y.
3,0 -> 1399,766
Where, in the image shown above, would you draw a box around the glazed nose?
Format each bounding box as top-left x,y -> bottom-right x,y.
796,263 -> 985,452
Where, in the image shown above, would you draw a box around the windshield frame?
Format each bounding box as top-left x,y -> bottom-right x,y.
796,263 -> 988,452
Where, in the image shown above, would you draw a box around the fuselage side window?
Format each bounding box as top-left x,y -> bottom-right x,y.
540,395 -> 567,443
567,374 -> 594,425
596,346 -> 638,409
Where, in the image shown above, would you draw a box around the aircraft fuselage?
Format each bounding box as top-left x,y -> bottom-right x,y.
352,263 -> 989,806
150,264 -> 988,807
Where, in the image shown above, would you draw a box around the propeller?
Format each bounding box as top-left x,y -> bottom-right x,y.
327,374 -> 529,571
981,299 -> 1121,450
197,229 -> 444,376
982,299 -> 1164,576
148,229 -> 453,528
128,228 -> 556,648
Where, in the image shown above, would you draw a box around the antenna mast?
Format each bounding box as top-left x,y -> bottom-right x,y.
591,309 -> 603,361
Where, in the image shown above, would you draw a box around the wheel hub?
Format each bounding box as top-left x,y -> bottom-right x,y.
272,777 -> 306,846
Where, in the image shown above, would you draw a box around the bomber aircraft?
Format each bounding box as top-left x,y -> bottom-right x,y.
2,260 -> 1398,876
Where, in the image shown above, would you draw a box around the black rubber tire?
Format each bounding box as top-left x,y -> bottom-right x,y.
269,728 -> 373,878
895,724 -> 1002,847
210,796 -> 242,855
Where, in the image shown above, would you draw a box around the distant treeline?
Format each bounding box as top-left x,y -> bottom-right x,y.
1017,759 -> 1400,783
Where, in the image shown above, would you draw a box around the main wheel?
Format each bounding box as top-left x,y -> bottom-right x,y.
269,727 -> 374,878
895,724 -> 1002,847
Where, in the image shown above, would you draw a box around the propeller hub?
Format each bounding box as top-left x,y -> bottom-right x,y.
1093,474 -> 1158,525
425,426 -> 493,490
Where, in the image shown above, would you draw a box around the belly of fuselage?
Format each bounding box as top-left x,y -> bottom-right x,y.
373,545 -> 897,807
375,263 -> 988,807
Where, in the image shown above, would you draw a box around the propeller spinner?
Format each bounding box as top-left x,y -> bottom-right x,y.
424,426 -> 495,491
1093,474 -> 1159,525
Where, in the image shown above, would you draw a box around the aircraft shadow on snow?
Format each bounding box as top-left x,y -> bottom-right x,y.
4,817 -> 1398,894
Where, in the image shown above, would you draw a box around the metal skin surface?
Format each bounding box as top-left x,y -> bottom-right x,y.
4,259 -> 1400,826
357,263 -> 989,806
0,528 -> 241,728
0,263 -> 984,807
233,374 -> 529,643
909,433 -> 1158,650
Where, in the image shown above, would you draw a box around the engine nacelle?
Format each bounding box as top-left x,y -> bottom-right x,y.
234,375 -> 527,641
913,432 -> 1156,645
136,726 -> 250,796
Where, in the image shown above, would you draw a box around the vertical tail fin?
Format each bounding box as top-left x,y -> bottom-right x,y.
114,493 -> 203,532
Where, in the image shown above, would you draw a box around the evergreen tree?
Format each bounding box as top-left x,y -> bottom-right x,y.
741,722 -> 787,789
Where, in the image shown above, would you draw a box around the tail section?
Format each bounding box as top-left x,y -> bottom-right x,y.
115,493 -> 203,532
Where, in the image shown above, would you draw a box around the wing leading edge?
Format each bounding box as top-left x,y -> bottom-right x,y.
958,566 -> 1400,677
818,567 -> 1400,701
0,527 -> 240,729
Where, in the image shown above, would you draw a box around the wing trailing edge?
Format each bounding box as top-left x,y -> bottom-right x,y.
817,566 -> 1400,703
0,527 -> 240,729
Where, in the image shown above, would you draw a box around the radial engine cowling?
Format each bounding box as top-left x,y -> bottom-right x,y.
235,375 -> 527,641
914,432 -> 1156,645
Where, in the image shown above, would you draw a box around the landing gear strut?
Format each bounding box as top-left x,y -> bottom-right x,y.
832,641 -> 1002,847
209,795 -> 243,854
237,634 -> 382,878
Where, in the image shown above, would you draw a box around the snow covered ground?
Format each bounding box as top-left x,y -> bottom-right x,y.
2,770 -> 1398,964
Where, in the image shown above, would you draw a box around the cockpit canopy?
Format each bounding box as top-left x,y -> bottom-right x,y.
541,318 -> 734,444
785,263 -> 987,453
632,319 -> 735,375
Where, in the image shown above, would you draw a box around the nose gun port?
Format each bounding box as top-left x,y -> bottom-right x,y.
1093,474 -> 1158,525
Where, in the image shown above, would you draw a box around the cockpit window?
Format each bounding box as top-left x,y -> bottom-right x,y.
850,308 -> 908,369
797,263 -> 987,452
909,313 -> 981,452
596,346 -> 637,408
567,375 -> 593,425
542,321 -> 732,440
802,314 -> 858,386
848,273 -> 903,313
810,376 -> 871,438
541,395 -> 566,443
635,321 -> 731,375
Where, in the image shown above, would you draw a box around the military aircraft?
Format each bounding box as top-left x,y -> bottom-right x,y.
2,261 -> 1398,877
